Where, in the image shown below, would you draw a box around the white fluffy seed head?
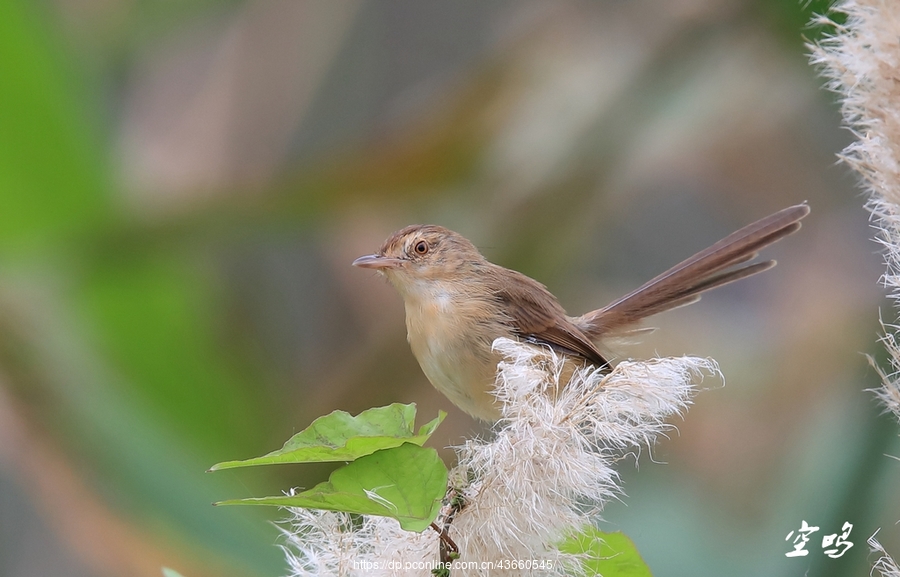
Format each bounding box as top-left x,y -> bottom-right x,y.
869,532 -> 900,577
281,338 -> 718,576
811,1 -> 900,421
811,4 -> 900,575
279,508 -> 439,577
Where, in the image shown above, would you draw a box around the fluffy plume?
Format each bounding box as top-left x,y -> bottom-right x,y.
279,508 -> 438,576
810,0 -> 900,565
870,531 -> 900,577
810,0 -> 900,421
281,338 -> 717,576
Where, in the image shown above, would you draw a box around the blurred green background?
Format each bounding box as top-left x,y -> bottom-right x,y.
0,1 -> 896,576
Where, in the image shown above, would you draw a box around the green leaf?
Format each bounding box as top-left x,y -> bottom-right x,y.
209,404 -> 445,470
559,528 -> 652,577
161,568 -> 186,577
216,443 -> 447,533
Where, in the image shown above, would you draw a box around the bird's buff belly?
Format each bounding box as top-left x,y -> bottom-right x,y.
414,339 -> 501,421
405,301 -> 503,421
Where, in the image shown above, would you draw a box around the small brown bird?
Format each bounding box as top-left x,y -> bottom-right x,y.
353,204 -> 809,421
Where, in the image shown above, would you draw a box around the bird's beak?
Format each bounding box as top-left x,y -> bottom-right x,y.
352,254 -> 403,270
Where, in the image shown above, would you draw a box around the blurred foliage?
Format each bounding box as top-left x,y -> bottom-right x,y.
0,0 -> 109,254
754,0 -> 844,46
76,245 -> 272,456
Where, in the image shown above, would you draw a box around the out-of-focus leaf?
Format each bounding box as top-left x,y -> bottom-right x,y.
0,0 -> 109,253
210,404 -> 445,470
77,250 -> 271,456
559,527 -> 652,577
756,0 -> 841,44
162,568 -> 187,577
217,443 -> 447,533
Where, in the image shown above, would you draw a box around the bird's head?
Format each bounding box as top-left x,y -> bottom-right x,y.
352,225 -> 485,294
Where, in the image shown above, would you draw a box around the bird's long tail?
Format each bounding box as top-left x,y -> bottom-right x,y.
575,203 -> 810,338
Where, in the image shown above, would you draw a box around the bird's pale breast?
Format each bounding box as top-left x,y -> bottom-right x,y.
401,281 -> 505,421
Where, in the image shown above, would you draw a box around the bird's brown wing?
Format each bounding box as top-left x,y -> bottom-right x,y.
494,268 -> 608,367
577,203 -> 810,338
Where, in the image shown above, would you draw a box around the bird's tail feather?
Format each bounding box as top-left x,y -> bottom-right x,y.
576,203 -> 810,338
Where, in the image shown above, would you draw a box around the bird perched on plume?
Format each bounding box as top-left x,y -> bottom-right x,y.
353,204 -> 809,421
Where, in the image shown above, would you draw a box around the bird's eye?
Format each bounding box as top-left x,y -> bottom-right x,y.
414,240 -> 428,255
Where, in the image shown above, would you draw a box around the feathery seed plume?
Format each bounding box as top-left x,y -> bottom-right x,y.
280,338 -> 717,576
